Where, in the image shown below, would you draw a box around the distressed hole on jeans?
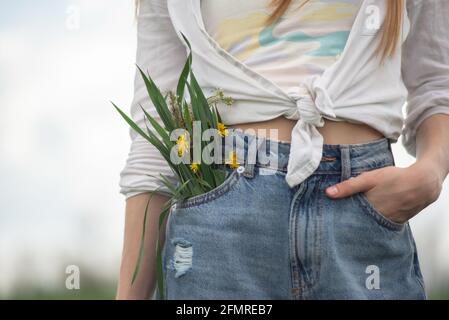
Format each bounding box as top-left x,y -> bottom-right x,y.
171,237 -> 193,278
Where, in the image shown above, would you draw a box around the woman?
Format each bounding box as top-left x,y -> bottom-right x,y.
116,0 -> 449,299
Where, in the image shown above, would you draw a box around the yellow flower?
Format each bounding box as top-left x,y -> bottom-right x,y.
225,150 -> 240,169
176,133 -> 189,157
190,162 -> 199,173
217,122 -> 228,137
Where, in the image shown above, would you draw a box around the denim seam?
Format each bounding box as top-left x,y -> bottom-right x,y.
290,198 -> 300,299
162,212 -> 171,299
161,203 -> 178,300
297,177 -> 325,299
289,182 -> 307,299
256,163 -> 288,173
355,193 -> 405,231
407,225 -> 427,296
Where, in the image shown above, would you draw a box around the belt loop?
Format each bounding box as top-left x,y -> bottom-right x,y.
340,146 -> 351,181
243,162 -> 255,178
242,133 -> 257,178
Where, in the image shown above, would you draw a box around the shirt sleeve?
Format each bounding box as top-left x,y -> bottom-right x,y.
401,0 -> 449,157
119,0 -> 187,200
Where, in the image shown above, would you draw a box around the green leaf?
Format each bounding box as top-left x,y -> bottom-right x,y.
137,66 -> 175,131
112,102 -> 152,142
186,81 -> 200,122
139,104 -> 172,146
145,169 -> 185,195
196,178 -> 213,190
190,71 -> 215,128
179,32 -> 193,54
176,50 -> 192,110
141,123 -> 176,171
183,101 -> 193,134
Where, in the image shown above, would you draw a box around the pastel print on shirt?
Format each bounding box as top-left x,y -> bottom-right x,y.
207,0 -> 362,91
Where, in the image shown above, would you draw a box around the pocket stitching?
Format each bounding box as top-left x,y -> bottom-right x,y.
301,178 -> 325,294
177,168 -> 240,208
355,192 -> 405,231
409,231 -> 426,295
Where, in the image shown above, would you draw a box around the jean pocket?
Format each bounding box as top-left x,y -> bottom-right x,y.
355,192 -> 406,231
176,166 -> 241,209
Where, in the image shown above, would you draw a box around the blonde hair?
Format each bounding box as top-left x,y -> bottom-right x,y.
266,0 -> 404,61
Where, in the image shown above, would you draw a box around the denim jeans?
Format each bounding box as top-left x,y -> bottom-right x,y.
158,129 -> 426,300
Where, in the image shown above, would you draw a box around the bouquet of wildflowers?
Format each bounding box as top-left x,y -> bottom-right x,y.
112,33 -> 236,299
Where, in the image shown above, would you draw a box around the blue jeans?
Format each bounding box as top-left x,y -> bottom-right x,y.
158,129 -> 426,299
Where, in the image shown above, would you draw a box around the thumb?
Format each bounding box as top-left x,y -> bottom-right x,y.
325,172 -> 375,198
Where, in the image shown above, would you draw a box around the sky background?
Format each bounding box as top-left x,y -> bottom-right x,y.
0,0 -> 448,298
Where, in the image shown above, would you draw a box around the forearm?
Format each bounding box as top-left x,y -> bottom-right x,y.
116,192 -> 170,300
415,113 -> 449,183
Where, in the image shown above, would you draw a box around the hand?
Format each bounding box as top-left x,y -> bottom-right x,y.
325,161 -> 443,224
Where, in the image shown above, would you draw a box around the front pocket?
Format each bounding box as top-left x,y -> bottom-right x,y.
176,167 -> 241,209
355,192 -> 405,231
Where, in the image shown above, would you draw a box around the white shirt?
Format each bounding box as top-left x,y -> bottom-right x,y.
201,0 -> 361,93
119,0 -> 449,200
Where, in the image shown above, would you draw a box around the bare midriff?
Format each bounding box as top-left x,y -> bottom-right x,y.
227,116 -> 384,145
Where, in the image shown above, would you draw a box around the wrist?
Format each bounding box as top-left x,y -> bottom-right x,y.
410,159 -> 445,204
414,157 -> 448,184
414,114 -> 449,183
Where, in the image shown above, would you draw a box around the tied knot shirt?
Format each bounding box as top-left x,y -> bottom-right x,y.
119,0 -> 449,200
